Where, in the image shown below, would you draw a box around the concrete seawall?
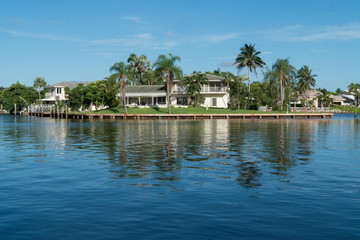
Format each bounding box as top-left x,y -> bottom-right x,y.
28,112 -> 334,120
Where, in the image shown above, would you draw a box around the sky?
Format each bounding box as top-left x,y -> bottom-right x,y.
1,0 -> 360,91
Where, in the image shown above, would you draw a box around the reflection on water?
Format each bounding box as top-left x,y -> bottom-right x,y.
5,117 -> 331,189
1,114 -> 359,239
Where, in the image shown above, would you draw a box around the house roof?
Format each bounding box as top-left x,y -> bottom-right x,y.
174,73 -> 225,82
330,94 -> 346,102
48,81 -> 94,89
123,85 -> 167,97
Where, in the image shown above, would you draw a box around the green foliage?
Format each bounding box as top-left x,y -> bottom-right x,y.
33,77 -> 47,100
229,74 -> 247,109
182,73 -> 208,107
153,53 -> 183,114
0,82 -> 37,112
66,80 -> 115,111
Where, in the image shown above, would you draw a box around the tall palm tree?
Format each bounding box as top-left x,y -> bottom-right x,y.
265,59 -> 296,110
297,65 -> 317,108
110,61 -> 128,114
127,54 -> 151,85
33,77 -> 47,100
348,83 -> 360,118
153,53 -> 182,114
234,43 -> 266,109
182,73 -> 209,107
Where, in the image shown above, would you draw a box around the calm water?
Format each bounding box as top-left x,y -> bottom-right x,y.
0,114 -> 359,239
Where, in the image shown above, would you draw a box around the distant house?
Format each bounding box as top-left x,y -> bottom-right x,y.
41,81 -> 93,104
118,74 -> 229,108
330,94 -> 346,106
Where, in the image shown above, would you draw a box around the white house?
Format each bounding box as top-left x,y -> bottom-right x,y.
41,81 -> 93,104
119,74 -> 229,108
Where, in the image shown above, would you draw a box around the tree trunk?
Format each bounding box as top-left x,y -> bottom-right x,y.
122,76 -> 127,114
280,75 -> 283,110
355,98 -> 357,118
166,70 -> 171,114
247,67 -> 251,110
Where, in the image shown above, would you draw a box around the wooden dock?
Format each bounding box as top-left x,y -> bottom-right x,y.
28,112 -> 334,120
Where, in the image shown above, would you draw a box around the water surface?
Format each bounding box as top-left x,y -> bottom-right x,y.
0,114 -> 359,239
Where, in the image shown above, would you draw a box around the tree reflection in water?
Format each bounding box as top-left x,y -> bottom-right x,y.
61,118 -> 322,189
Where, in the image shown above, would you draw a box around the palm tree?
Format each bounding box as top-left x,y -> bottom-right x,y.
110,61 -> 128,114
182,73 -> 209,107
265,59 -> 296,110
153,53 -> 182,114
234,43 -> 266,109
317,88 -> 332,108
221,71 -> 236,91
127,54 -> 151,85
348,83 -> 360,118
297,65 -> 317,108
230,74 -> 247,109
33,77 -> 47,100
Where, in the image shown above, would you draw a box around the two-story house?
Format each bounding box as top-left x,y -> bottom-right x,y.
41,81 -> 93,104
121,74 -> 229,108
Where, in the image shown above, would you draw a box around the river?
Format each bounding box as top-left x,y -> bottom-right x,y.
0,114 -> 359,239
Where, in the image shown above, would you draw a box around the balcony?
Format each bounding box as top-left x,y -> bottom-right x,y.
172,86 -> 227,94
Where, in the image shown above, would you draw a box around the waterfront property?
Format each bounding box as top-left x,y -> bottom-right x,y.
41,81 -> 93,104
119,74 -> 229,108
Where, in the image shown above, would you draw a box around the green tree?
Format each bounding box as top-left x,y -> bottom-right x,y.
1,82 -> 37,112
153,53 -> 183,114
127,54 -> 151,85
33,77 -> 47,100
229,74 -> 247,109
297,65 -> 317,107
182,73 -> 209,107
234,43 -> 266,109
348,83 -> 360,118
335,88 -> 342,95
317,88 -> 332,108
264,59 -> 296,110
110,61 -> 128,114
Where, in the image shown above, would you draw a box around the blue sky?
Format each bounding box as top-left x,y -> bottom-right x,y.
1,0 -> 360,91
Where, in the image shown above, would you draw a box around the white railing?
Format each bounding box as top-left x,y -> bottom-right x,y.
29,104 -> 54,113
172,86 -> 227,94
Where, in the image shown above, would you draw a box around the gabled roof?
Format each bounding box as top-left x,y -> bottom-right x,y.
126,85 -> 166,93
124,85 -> 167,97
48,81 -> 94,89
174,73 -> 225,82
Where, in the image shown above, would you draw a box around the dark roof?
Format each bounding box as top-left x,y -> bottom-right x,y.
126,85 -> 166,93
174,73 -> 225,81
48,81 -> 94,89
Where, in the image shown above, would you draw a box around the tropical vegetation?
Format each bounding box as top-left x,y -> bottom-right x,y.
2,43 -> 360,114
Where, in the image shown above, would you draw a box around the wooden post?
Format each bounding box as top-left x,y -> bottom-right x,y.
14,104 -> 16,116
66,107 -> 68,119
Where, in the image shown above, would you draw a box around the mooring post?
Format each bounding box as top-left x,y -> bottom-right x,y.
14,104 -> 16,117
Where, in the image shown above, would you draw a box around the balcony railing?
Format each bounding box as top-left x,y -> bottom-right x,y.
172,86 -> 227,94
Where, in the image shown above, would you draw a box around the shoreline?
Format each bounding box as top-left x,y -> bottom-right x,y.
26,112 -> 334,120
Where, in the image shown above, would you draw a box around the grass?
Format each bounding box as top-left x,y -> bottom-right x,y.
332,105 -> 360,113
72,106 -> 290,115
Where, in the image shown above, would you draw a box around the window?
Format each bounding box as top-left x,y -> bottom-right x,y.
56,88 -> 62,94
212,98 -> 217,107
157,97 -> 166,105
177,97 -> 188,105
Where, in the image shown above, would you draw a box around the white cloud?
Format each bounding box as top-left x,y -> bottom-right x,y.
220,61 -> 233,67
2,29 -> 83,42
193,32 -> 239,43
122,16 -> 145,24
261,22 -> 360,42
166,31 -> 177,37
134,33 -> 153,40
152,41 -> 177,50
